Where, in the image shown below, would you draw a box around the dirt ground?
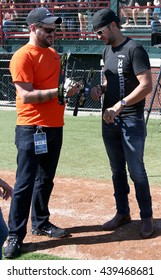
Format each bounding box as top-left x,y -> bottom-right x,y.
1,170 -> 161,260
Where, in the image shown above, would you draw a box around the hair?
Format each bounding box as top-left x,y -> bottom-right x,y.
108,21 -> 122,30
116,21 -> 122,29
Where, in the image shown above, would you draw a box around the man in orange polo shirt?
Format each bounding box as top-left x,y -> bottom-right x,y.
4,7 -> 80,259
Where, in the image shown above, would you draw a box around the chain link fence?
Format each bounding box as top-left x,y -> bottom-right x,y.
0,56 -> 16,107
0,56 -> 160,116
0,60 -> 103,110
147,68 -> 161,117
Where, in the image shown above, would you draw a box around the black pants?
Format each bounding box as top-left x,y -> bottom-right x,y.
8,125 -> 63,241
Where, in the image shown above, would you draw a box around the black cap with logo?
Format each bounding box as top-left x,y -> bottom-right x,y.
26,7 -> 62,26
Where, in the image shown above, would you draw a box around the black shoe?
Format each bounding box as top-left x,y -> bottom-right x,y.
140,217 -> 154,239
102,213 -> 131,231
4,237 -> 22,259
31,222 -> 68,238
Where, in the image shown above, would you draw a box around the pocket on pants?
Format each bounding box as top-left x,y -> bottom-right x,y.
15,126 -> 36,151
122,115 -> 146,138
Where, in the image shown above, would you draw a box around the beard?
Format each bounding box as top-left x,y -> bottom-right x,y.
36,29 -> 53,48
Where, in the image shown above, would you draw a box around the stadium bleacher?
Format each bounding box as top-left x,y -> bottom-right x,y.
0,1 -> 160,55
0,0 -> 160,112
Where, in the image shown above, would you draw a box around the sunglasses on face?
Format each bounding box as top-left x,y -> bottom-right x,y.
36,24 -> 57,34
94,24 -> 110,36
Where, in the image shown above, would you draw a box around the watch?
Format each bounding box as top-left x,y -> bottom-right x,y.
121,99 -> 126,107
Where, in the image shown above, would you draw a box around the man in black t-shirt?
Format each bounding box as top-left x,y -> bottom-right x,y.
90,8 -> 154,239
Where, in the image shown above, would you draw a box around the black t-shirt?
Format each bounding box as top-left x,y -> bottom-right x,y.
102,37 -> 151,115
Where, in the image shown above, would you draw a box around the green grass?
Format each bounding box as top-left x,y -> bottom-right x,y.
0,110 -> 160,185
144,119 -> 161,185
1,110 -> 161,260
0,110 -> 17,170
2,251 -> 72,260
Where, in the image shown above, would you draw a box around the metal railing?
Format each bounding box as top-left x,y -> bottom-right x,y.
0,1 -> 110,49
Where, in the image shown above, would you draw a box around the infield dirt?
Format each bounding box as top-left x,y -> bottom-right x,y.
1,170 -> 161,260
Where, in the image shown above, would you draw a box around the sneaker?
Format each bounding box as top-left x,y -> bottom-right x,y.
4,237 -> 22,259
31,222 -> 68,238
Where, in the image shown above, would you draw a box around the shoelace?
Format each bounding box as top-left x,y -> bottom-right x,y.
8,238 -> 19,247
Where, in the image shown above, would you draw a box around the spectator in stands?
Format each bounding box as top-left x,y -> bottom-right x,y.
152,0 -> 161,20
53,0 -> 67,33
2,18 -> 16,52
132,0 -> 152,25
77,0 -> 88,39
151,0 -> 161,32
64,1 -> 79,36
40,0 -> 48,8
54,0 -> 78,37
0,178 -> 13,259
2,0 -> 17,20
2,1 -> 17,52
119,0 -> 133,25
91,8 -> 154,239
3,7 -> 81,259
30,0 -> 40,8
2,2 -> 17,28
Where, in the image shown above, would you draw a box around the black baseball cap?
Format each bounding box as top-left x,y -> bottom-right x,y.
26,7 -> 62,26
92,8 -> 120,30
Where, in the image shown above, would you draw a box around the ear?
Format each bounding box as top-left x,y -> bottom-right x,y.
110,21 -> 116,28
29,23 -> 37,32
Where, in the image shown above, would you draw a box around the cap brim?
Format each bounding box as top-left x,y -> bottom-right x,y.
41,16 -> 62,24
92,16 -> 120,30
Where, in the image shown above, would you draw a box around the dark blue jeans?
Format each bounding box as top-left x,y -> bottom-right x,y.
8,125 -> 63,241
0,209 -> 8,259
102,114 -> 152,219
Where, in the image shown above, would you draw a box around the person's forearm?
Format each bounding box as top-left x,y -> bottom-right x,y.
114,83 -> 152,112
19,88 -> 58,104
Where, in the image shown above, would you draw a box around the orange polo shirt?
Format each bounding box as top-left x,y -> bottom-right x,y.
10,44 -> 65,127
